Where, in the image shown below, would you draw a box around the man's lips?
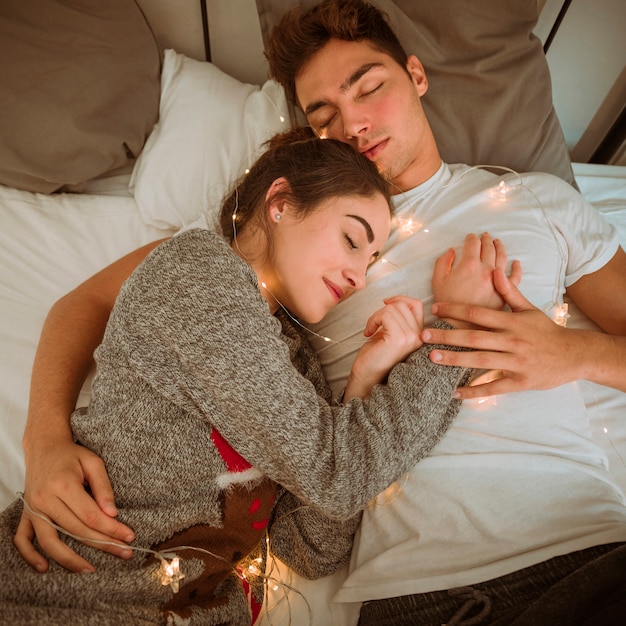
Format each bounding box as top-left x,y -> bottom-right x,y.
324,278 -> 344,301
361,138 -> 388,160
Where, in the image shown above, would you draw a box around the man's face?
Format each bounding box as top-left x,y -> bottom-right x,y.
295,38 -> 434,191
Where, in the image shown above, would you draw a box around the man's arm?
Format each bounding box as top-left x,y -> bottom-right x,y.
15,239 -> 166,573
422,248 -> 626,397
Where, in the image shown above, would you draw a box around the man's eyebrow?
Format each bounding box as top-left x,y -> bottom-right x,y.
348,214 -> 374,243
341,62 -> 383,91
304,62 -> 384,117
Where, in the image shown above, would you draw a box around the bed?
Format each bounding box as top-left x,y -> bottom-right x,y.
1,1 -> 625,625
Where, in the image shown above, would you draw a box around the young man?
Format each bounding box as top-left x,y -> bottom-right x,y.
263,1 -> 626,623
15,0 -> 626,623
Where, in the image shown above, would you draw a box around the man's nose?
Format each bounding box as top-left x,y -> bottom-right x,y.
342,105 -> 369,140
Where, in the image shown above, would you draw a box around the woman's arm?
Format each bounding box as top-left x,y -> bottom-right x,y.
17,231 -> 504,571
15,239 -> 166,573
109,231 -> 471,521
268,488 -> 361,580
344,233 -> 520,400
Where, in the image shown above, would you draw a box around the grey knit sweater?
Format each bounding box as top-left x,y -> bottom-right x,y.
0,229 -> 470,624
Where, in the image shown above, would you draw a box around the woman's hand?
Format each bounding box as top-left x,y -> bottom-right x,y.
345,295 -> 424,400
14,437 -> 135,573
431,232 -> 522,328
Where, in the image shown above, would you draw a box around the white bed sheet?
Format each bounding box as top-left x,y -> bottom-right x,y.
0,163 -> 624,626
569,162 -> 626,492
0,181 -> 173,507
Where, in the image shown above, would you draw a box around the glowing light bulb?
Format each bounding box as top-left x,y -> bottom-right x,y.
159,556 -> 185,593
468,370 -> 503,408
396,217 -> 423,235
554,303 -> 570,327
489,180 -> 510,202
244,556 -> 263,578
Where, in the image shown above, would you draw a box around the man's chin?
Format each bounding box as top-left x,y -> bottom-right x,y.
374,161 -> 394,184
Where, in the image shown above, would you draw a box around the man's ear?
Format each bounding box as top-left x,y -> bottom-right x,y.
406,55 -> 428,97
265,176 -> 290,222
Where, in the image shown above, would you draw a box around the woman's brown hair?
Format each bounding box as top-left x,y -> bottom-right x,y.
220,127 -> 391,254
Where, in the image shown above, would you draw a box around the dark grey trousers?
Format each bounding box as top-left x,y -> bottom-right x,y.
358,542 -> 626,626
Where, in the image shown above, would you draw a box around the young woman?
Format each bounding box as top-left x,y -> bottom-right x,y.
1,130 -> 511,624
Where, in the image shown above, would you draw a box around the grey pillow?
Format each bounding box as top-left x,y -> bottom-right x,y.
0,0 -> 161,193
255,0 -> 576,185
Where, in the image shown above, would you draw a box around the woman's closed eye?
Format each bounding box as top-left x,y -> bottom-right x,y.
345,233 -> 358,250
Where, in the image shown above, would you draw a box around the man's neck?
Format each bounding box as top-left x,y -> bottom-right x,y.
391,155 -> 443,195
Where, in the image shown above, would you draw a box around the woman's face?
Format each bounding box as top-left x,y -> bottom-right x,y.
266,192 -> 390,324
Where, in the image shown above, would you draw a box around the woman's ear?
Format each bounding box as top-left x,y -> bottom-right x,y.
266,177 -> 290,223
406,55 -> 428,97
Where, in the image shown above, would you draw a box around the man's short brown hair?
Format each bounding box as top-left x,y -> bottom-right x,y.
265,0 -> 408,107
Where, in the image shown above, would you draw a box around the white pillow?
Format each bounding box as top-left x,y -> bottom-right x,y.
130,49 -> 290,231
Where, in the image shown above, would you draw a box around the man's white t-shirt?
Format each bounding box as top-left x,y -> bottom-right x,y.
308,162 -> 626,601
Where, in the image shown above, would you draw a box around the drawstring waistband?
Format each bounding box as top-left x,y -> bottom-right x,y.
443,586 -> 493,626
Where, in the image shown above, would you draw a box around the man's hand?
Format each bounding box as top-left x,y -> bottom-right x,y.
15,439 -> 135,573
423,268 -> 577,398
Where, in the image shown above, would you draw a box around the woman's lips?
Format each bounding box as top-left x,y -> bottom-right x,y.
324,278 -> 344,301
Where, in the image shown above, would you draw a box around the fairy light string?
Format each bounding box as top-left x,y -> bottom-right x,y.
17,100 -> 615,624
390,163 -> 570,322
32,164 -> 583,615
231,185 -> 351,347
236,156 -> 577,420
236,158 -> 571,358
17,492 -> 314,626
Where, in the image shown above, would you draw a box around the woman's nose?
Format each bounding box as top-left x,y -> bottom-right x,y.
345,266 -> 367,292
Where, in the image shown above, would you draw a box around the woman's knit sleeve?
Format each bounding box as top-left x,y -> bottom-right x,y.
268,488 -> 361,579
120,230 -> 471,520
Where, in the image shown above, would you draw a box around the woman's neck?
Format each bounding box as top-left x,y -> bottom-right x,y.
230,234 -> 279,314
